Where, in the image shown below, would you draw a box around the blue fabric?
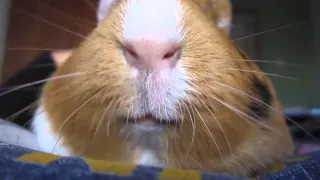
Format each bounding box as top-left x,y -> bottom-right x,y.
0,142 -> 319,180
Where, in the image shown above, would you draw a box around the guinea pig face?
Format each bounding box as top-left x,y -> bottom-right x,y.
39,0 -> 293,175
84,0 -> 237,131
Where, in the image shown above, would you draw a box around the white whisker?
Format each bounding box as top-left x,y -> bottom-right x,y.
183,98 -> 196,152
192,93 -> 233,155
213,81 -> 320,143
210,94 -> 271,129
231,15 -> 265,28
215,58 -> 304,67
227,68 -> 299,81
52,88 -> 104,153
14,8 -> 91,41
7,101 -> 39,122
35,0 -> 96,28
84,0 -> 97,12
7,48 -> 66,51
232,20 -> 310,42
192,104 -> 224,160
0,72 -> 85,97
92,106 -> 109,139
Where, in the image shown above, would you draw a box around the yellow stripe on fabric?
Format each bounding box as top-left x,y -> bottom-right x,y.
286,156 -> 309,163
17,152 -> 136,176
84,158 -> 136,176
268,156 -> 309,173
16,152 -> 61,164
268,162 -> 286,173
158,168 -> 201,180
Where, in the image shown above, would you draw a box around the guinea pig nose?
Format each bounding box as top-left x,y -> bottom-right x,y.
122,40 -> 181,72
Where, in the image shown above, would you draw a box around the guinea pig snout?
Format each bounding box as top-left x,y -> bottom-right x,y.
122,40 -> 181,73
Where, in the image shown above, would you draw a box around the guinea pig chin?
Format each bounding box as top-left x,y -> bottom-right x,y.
124,65 -> 190,127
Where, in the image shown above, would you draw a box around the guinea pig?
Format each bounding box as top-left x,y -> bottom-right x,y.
31,0 -> 294,177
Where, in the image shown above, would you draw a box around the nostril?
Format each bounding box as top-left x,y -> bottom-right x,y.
123,45 -> 141,68
125,47 -> 138,58
122,40 -> 181,71
162,48 -> 181,61
163,51 -> 175,59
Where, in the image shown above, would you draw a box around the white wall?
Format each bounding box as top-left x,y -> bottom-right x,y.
0,0 -> 12,80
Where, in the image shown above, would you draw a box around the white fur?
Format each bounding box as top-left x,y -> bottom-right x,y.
217,18 -> 231,34
121,0 -> 190,166
131,65 -> 190,121
120,0 -> 190,121
217,18 -> 231,29
97,0 -> 117,23
122,0 -> 183,42
138,150 -> 162,167
128,123 -> 164,166
31,106 -> 71,156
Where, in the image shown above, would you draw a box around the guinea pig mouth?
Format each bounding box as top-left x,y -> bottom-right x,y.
120,114 -> 178,127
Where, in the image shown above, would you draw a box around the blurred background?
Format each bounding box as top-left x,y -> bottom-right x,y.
0,0 -> 319,142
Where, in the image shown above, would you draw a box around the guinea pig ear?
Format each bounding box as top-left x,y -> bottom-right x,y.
51,50 -> 74,67
96,0 -> 119,23
212,0 -> 233,35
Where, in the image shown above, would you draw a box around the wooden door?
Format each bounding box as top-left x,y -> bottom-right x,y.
3,0 -> 98,83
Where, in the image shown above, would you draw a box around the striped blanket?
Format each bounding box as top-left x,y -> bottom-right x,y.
1,141 -> 319,180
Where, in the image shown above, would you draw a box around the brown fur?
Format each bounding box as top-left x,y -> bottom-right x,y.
196,0 -> 232,34
40,0 -> 294,177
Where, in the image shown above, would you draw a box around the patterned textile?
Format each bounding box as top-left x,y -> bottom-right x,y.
1,141 -> 320,180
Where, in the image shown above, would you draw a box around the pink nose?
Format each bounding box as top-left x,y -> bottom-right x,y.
122,40 -> 181,72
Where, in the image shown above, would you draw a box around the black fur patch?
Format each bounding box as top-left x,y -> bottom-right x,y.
249,76 -> 272,119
